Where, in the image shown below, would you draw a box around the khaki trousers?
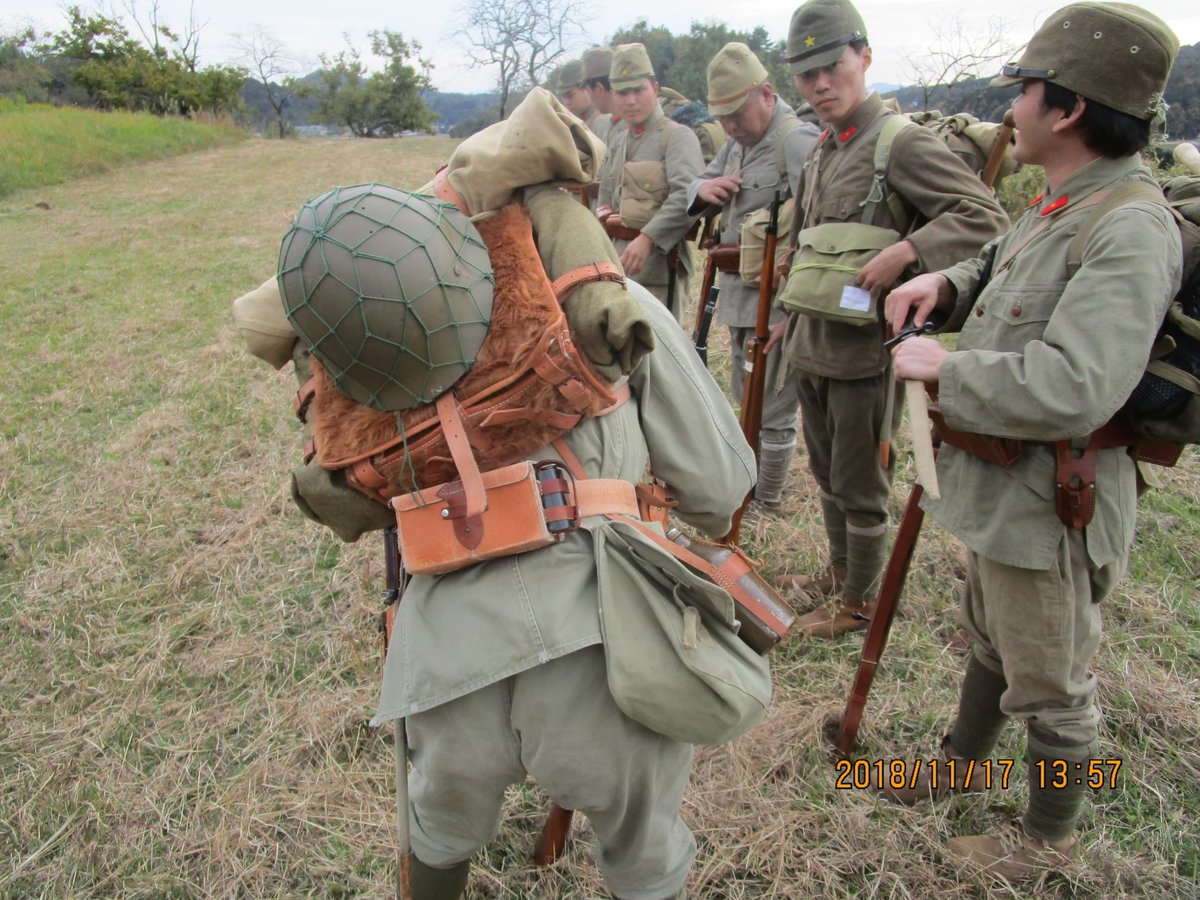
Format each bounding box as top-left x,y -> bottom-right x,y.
959,528 -> 1121,747
794,370 -> 897,531
403,646 -> 695,900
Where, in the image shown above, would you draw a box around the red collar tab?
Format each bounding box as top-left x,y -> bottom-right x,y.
820,128 -> 830,141
838,125 -> 857,143
1039,195 -> 1069,216
1028,193 -> 1044,208
611,114 -> 622,123
631,123 -> 646,136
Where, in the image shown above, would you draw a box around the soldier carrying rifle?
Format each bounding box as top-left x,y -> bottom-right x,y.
687,42 -> 820,511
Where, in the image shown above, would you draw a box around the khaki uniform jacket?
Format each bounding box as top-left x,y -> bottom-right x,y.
371,284 -> 756,723
598,105 -> 705,285
686,99 -> 820,327
783,93 -> 1008,378
927,155 -> 1182,570
585,108 -> 615,147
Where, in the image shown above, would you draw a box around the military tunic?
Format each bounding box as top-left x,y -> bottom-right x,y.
779,92 -> 1006,599
598,105 -> 704,321
924,155 -> 1181,748
371,280 -> 756,894
686,99 -> 818,445
584,107 -> 615,146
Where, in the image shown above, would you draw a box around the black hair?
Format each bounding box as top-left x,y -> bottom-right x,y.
585,76 -> 611,91
1040,81 -> 1150,157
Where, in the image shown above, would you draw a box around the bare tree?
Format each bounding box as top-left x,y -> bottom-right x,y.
231,25 -> 302,138
456,0 -> 589,119
123,0 -> 206,71
902,14 -> 1014,112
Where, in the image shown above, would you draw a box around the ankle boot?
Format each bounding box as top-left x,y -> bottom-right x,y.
406,856 -> 470,900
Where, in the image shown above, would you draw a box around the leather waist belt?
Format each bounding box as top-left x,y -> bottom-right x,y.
929,404 -> 1183,530
706,243 -> 742,274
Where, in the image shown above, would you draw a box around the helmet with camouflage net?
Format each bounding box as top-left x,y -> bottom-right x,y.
278,184 -> 494,412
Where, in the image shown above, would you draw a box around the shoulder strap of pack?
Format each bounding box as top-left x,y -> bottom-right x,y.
862,114 -> 915,229
1066,180 -> 1169,278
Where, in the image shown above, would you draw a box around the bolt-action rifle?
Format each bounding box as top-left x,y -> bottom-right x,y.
723,191 -> 782,545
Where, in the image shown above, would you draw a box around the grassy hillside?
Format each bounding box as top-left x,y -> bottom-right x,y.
0,101 -> 246,197
0,137 -> 1197,898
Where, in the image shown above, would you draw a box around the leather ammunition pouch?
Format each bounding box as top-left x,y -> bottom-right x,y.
706,243 -> 742,274
929,404 -> 1184,530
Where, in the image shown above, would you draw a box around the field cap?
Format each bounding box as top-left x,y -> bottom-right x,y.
555,59 -> 584,97
991,2 -> 1178,120
786,0 -> 867,75
707,43 -> 770,116
611,43 -> 655,91
583,47 -> 614,81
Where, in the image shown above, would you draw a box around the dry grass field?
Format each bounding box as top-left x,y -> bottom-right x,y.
1,134 -> 1197,899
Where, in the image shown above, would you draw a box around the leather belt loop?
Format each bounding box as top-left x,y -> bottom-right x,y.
435,392 -> 486,521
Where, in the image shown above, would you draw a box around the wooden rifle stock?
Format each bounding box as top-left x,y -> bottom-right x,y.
980,111 -> 1016,191
723,192 -> 781,545
533,803 -> 574,866
692,253 -> 719,366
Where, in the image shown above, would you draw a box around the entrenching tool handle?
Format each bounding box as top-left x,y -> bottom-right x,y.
833,481 -> 927,758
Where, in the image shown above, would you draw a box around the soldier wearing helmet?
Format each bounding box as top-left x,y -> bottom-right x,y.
884,2 -> 1181,881
233,90 -> 758,899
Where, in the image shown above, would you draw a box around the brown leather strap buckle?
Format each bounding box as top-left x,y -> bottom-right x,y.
550,261 -> 626,305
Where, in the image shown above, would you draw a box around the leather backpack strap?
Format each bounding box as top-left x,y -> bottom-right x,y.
435,392 -> 486,519
550,261 -> 626,305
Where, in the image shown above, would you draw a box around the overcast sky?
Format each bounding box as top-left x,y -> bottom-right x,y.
9,1 -> 1200,94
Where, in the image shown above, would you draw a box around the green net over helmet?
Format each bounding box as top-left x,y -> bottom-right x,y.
278,183 -> 494,411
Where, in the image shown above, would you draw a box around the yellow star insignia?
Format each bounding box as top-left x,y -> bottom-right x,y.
805,35 -> 816,47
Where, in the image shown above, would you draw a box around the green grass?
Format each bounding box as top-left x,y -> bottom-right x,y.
0,134 -> 1196,898
0,99 -> 245,196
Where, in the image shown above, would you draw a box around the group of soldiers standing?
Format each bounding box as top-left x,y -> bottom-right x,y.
235,0 -> 1185,896
534,0 -> 1181,890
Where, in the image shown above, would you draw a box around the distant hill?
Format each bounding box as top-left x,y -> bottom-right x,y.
882,41 -> 1199,141
421,91 -> 500,134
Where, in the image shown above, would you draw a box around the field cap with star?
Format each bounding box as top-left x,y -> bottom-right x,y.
554,58 -> 584,97
707,43 -> 770,116
786,0 -> 867,75
610,43 -> 656,91
991,2 -> 1178,121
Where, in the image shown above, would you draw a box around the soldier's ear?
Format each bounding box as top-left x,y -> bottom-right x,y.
861,46 -> 872,72
1051,95 -> 1088,134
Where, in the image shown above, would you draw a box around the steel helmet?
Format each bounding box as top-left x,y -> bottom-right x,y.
278,183 -> 494,411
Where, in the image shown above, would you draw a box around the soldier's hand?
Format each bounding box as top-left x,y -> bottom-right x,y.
620,233 -> 654,277
765,317 -> 789,354
856,240 -> 917,298
892,336 -> 948,384
885,273 -> 953,334
596,205 -> 615,221
696,175 -> 743,206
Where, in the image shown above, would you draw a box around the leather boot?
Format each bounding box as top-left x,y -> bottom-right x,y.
793,596 -> 877,638
753,441 -> 795,510
880,735 -> 990,805
947,822 -> 1080,882
406,856 -> 470,900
